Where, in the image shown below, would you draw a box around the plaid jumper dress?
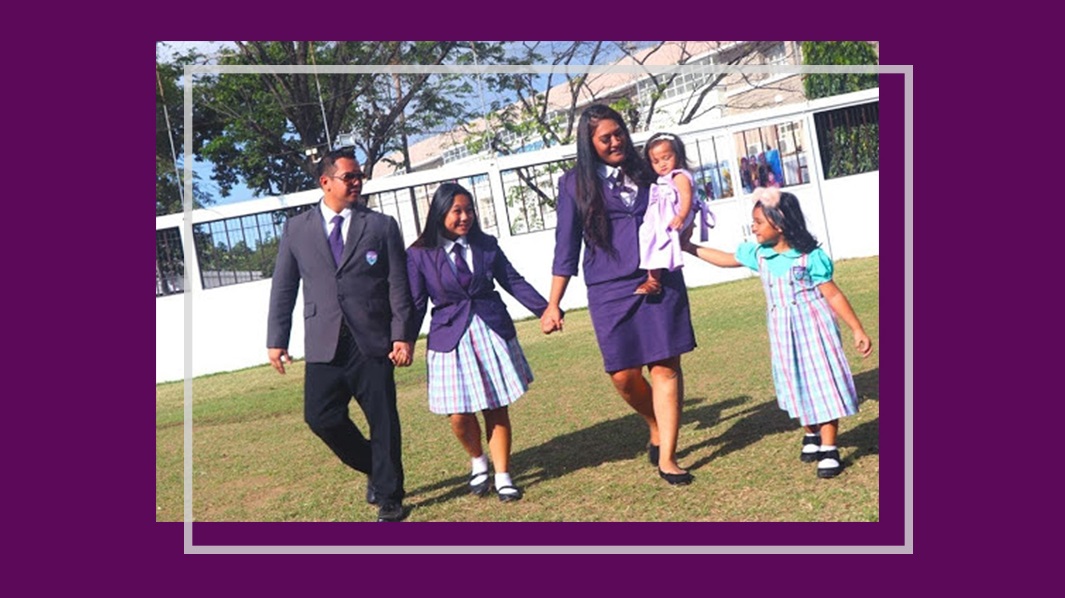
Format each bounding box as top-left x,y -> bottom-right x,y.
759,252 -> 859,426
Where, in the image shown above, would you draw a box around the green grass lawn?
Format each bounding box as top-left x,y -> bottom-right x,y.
157,256 -> 879,522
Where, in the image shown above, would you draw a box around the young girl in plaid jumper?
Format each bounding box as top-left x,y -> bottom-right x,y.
407,183 -> 550,501
682,187 -> 872,478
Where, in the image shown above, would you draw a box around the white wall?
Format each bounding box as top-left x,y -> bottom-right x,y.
817,171 -> 880,259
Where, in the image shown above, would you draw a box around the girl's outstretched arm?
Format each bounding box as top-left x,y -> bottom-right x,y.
669,172 -> 694,231
680,228 -> 741,267
819,281 -> 873,357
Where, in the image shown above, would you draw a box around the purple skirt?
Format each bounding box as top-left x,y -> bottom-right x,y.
586,268 -> 697,372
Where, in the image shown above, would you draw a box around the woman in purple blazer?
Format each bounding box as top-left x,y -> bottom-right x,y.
541,105 -> 698,486
408,183 -> 550,502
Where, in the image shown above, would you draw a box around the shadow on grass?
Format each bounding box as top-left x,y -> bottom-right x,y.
405,368 -> 879,510
680,367 -> 880,471
854,367 -> 879,402
405,395 -> 735,509
681,396 -> 794,470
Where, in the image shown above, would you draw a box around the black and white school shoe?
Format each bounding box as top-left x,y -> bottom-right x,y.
816,449 -> 843,479
801,435 -> 822,463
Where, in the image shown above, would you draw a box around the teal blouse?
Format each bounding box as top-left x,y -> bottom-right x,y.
735,241 -> 834,284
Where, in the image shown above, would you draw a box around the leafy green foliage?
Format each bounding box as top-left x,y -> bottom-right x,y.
801,42 -> 879,100
156,49 -> 213,215
814,103 -> 879,179
156,42 -> 500,205
827,122 -> 879,178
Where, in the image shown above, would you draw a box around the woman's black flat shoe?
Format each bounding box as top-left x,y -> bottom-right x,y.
658,469 -> 694,486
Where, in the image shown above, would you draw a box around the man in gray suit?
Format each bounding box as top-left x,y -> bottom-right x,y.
267,148 -> 416,522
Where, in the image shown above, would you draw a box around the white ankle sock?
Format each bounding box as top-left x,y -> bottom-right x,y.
495,472 -> 514,491
471,455 -> 489,475
818,445 -> 839,468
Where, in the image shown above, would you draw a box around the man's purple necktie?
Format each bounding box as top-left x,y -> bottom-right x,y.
451,244 -> 472,289
329,215 -> 345,266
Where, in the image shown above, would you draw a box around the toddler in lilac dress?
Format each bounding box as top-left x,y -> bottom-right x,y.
636,132 -> 696,295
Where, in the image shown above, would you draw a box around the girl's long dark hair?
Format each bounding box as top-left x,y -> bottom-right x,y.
756,189 -> 819,254
410,182 -> 484,248
574,104 -> 652,253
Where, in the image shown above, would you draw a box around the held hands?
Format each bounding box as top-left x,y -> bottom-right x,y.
389,341 -> 413,367
540,305 -> 563,334
268,348 -> 292,375
854,331 -> 873,358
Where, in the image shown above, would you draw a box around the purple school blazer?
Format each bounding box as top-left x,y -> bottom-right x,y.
552,169 -> 650,284
407,233 -> 550,353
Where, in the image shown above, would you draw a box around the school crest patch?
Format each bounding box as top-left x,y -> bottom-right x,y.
365,250 -> 378,266
791,265 -> 808,282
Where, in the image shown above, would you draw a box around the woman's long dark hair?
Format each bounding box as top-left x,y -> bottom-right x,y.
755,189 -> 819,254
574,104 -> 652,253
410,182 -> 484,249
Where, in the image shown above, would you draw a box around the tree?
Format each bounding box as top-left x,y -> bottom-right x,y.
156,47 -> 212,215
801,41 -> 879,100
185,42 -> 494,200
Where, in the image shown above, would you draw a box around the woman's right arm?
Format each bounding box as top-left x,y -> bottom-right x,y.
541,275 -> 569,333
544,173 -> 580,334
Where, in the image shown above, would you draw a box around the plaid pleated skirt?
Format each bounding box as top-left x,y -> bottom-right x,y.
426,314 -> 534,415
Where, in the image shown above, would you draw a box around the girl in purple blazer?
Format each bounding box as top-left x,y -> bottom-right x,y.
407,183 -> 550,502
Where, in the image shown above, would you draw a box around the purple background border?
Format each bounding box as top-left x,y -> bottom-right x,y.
12,9 -> 931,596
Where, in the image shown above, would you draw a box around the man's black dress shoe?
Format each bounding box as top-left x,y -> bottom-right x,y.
377,501 -> 407,522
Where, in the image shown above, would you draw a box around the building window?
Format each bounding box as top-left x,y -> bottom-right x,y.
734,119 -> 810,193
156,227 -> 184,297
636,55 -> 716,106
442,144 -> 471,164
501,159 -> 574,235
687,134 -> 735,202
762,42 -> 788,66
814,101 -> 879,179
193,205 -> 313,290
366,175 -> 499,243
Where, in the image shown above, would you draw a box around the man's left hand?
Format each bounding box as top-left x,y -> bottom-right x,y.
389,341 -> 413,367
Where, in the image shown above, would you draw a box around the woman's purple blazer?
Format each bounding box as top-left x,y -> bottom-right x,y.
407,234 -> 550,353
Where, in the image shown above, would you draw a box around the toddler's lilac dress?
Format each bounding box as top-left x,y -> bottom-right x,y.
638,169 -> 695,272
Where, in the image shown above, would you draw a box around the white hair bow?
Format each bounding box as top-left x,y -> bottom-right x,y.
751,186 -> 781,209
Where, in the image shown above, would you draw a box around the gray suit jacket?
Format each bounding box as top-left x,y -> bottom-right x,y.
267,203 -> 416,362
